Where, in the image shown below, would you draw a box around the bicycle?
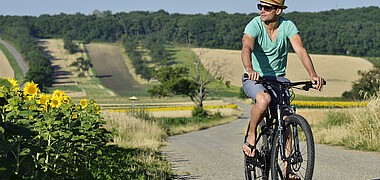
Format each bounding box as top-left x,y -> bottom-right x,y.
243,75 -> 326,180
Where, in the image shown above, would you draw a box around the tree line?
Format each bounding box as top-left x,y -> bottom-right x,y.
0,7 -> 380,89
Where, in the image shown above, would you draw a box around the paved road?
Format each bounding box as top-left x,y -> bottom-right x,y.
0,39 -> 28,76
162,100 -> 380,180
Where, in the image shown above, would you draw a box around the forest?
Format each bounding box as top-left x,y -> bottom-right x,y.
0,6 -> 379,88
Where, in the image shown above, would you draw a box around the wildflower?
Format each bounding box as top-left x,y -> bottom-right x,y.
80,99 -> 88,109
23,81 -> 39,97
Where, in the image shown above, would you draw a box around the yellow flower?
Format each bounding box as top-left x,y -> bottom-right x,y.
71,113 -> 78,119
80,99 -> 88,109
52,89 -> 66,99
23,81 -> 39,97
38,93 -> 49,105
7,77 -> 18,87
50,97 -> 62,108
62,95 -> 71,104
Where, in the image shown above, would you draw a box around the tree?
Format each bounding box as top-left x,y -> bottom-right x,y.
148,49 -> 229,110
70,57 -> 93,77
342,67 -> 380,100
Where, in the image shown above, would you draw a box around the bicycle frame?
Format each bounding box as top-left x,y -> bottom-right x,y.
258,78 -> 311,162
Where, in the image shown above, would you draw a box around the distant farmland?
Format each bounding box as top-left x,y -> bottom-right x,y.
0,49 -> 14,78
86,43 -> 147,96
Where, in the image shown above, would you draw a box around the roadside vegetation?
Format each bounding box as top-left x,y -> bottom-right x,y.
312,91 -> 380,152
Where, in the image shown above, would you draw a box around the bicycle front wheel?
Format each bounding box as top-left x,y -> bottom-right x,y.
270,114 -> 315,180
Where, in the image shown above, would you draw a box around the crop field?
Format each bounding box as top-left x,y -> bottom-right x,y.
193,48 -> 373,97
0,49 -> 14,78
86,43 -> 149,97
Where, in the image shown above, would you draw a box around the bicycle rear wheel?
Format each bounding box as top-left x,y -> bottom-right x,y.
270,114 -> 315,180
244,120 -> 270,180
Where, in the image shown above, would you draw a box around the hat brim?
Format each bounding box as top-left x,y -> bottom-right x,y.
260,0 -> 288,9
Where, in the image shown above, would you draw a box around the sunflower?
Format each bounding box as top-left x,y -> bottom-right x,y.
80,99 -> 88,109
23,81 -> 39,97
7,77 -> 18,87
61,95 -> 71,104
52,89 -> 66,99
38,93 -> 49,105
50,96 -> 62,108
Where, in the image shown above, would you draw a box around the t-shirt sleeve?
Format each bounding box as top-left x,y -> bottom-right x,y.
286,20 -> 299,38
244,18 -> 260,38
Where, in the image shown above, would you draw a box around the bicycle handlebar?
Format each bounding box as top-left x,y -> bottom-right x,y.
243,73 -> 327,91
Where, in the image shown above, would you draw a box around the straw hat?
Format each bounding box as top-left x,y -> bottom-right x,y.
260,0 -> 288,9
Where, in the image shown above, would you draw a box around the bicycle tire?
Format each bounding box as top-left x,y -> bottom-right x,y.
244,120 -> 270,180
270,114 -> 315,180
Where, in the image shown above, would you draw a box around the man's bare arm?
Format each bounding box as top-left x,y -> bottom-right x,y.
290,33 -> 324,90
241,34 -> 259,80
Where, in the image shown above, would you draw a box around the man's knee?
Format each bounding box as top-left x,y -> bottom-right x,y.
256,90 -> 271,106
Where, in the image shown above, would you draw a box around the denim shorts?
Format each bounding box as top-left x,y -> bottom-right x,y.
242,74 -> 290,108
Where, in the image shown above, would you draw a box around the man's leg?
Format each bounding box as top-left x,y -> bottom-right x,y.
243,90 -> 271,157
284,125 -> 301,180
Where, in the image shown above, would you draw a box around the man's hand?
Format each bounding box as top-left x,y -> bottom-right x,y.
311,76 -> 325,91
246,70 -> 260,81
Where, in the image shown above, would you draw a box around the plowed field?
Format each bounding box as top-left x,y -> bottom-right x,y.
86,43 -> 143,96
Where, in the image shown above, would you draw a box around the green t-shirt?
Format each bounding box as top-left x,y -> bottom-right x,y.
243,16 -> 299,76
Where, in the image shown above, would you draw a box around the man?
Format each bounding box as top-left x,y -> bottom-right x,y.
241,0 -> 324,179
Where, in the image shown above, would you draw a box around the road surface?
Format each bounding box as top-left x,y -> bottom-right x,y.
162,100 -> 380,179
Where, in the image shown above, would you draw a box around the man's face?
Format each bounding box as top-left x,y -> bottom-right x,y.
258,2 -> 278,23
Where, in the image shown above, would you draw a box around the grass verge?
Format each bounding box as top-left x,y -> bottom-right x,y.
101,107 -> 242,178
312,94 -> 380,152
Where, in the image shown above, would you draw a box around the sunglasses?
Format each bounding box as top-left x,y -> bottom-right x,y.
257,4 -> 276,11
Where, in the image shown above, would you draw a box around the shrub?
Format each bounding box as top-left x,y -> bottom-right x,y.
192,106 -> 209,118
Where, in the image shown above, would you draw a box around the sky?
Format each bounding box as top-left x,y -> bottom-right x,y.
0,0 -> 379,16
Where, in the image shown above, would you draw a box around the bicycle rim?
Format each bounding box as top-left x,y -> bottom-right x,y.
270,114 -> 315,180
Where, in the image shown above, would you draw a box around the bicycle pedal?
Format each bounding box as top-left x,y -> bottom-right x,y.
245,155 -> 261,166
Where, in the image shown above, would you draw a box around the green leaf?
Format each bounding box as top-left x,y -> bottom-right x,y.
0,126 -> 4,134
19,148 -> 31,156
0,79 -> 12,88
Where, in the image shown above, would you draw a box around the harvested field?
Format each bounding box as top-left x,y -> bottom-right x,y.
39,39 -> 87,97
0,49 -> 14,78
86,43 -> 142,96
193,48 -> 373,97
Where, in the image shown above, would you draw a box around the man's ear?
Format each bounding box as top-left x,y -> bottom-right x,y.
276,8 -> 283,15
